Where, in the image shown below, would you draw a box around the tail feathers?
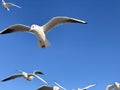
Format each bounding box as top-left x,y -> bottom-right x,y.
38,39 -> 51,48
45,39 -> 51,47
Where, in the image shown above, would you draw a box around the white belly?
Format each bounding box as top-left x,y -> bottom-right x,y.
34,29 -> 46,42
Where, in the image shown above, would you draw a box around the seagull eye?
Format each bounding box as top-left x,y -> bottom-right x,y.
32,26 -> 34,28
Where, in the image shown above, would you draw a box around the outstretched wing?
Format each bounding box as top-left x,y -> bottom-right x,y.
35,75 -> 48,84
43,16 -> 87,34
1,74 -> 23,82
82,84 -> 96,90
0,24 -> 30,34
54,81 -> 67,90
6,3 -> 21,8
37,86 -> 53,90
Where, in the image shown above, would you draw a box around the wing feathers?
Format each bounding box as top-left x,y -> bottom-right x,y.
0,24 -> 30,34
7,3 -> 21,8
37,86 -> 53,90
82,84 -> 96,90
34,71 -> 44,75
1,74 -> 23,82
43,16 -> 87,34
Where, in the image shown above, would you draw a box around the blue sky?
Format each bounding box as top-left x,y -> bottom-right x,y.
0,0 -> 120,90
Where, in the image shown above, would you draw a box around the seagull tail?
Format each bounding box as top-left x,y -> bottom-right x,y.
38,39 -> 51,48
45,39 -> 51,47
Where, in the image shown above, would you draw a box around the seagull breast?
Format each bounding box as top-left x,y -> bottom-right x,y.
22,72 -> 30,80
31,25 -> 46,42
28,75 -> 34,80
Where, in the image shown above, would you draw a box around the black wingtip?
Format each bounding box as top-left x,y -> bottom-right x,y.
1,80 -> 5,82
35,70 -> 44,75
0,29 -> 15,34
40,72 -> 44,75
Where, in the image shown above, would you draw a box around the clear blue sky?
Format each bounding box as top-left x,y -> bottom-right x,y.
0,0 -> 120,90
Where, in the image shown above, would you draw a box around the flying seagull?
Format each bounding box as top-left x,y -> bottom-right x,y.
37,86 -> 60,90
106,82 -> 120,90
0,16 -> 87,48
1,70 -> 47,84
2,0 -> 21,11
73,84 -> 96,90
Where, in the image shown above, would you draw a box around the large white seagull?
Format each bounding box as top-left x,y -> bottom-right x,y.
0,16 -> 87,48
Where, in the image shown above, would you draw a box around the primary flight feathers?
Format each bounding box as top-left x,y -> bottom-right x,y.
0,16 -> 87,48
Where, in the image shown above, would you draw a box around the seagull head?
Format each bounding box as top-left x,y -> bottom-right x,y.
30,24 -> 41,32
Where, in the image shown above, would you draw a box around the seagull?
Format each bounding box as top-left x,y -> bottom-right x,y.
54,81 -> 67,90
2,0 -> 21,11
0,16 -> 87,48
1,70 -> 47,83
37,86 -> 60,90
106,82 -> 120,90
73,84 -> 96,90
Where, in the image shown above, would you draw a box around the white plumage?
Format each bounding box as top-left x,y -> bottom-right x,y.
106,82 -> 120,90
0,16 -> 87,48
2,0 -> 21,11
1,70 -> 47,84
37,86 -> 60,90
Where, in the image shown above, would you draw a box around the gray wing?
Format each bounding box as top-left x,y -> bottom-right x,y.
6,3 -> 21,8
82,84 -> 96,90
1,74 -> 23,82
0,24 -> 30,34
37,86 -> 53,90
43,16 -> 87,34
54,81 -> 67,90
35,75 -> 48,84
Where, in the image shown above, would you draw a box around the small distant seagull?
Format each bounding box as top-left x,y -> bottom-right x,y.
37,86 -> 60,90
2,0 -> 21,11
0,16 -> 87,48
1,70 -> 47,84
73,84 -> 96,90
106,82 -> 120,90
54,81 -> 67,90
